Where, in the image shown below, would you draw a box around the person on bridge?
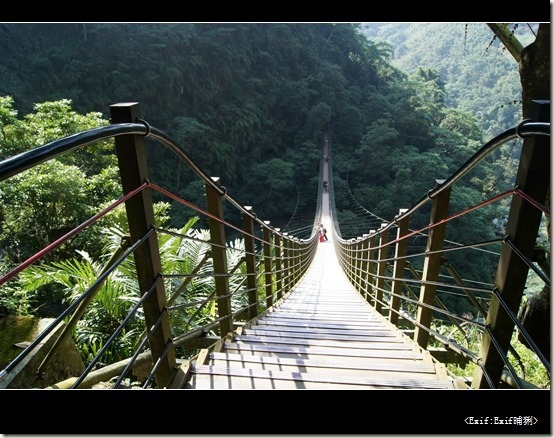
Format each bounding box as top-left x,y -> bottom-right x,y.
318,223 -> 328,241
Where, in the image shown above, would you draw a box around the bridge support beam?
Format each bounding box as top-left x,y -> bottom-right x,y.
414,181 -> 451,349
472,100 -> 551,388
110,102 -> 175,388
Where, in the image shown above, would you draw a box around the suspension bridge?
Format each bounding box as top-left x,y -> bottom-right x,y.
0,101 -> 550,433
176,141 -> 460,390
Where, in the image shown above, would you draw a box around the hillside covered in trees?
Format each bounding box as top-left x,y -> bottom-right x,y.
0,23 -> 528,221
361,23 -> 537,138
0,23 -> 546,321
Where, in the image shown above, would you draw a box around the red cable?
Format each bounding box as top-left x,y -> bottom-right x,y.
0,182 -> 148,287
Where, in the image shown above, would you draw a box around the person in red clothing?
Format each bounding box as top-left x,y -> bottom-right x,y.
318,223 -> 328,241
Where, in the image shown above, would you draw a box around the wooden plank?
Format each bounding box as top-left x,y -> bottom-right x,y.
234,334 -> 406,349
249,324 -> 397,337
264,312 -> 382,322
210,352 -> 437,374
254,318 -> 386,330
242,328 -> 401,341
191,365 -> 455,389
207,361 -> 440,382
243,327 -> 401,341
277,303 -> 374,311
223,343 -> 422,359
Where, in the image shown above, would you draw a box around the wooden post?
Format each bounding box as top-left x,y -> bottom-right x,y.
242,206 -> 258,320
359,234 -> 370,300
374,223 -> 389,314
389,209 -> 410,325
205,177 -> 233,336
366,232 -> 377,306
354,238 -> 363,289
110,102 -> 175,388
292,239 -> 301,285
414,181 -> 451,349
274,229 -> 283,301
346,240 -> 353,283
263,221 -> 274,308
282,233 -> 291,294
473,100 -> 551,388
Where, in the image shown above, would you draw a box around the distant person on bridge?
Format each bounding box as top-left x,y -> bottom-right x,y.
323,180 -> 328,192
318,223 -> 328,242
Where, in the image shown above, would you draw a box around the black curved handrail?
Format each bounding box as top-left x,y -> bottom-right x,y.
0,123 -> 147,181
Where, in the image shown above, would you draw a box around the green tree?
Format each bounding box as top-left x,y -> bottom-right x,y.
0,98 -> 119,264
246,158 -> 296,222
408,68 -> 446,126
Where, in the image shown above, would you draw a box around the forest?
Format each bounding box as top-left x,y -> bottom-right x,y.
0,23 -> 549,361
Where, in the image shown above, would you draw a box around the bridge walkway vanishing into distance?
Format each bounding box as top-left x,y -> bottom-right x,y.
0,101 -> 550,403
179,159 -> 460,389
181,233 -> 459,389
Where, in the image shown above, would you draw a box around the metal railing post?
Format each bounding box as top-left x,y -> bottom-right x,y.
242,206 -> 258,320
205,177 -> 233,336
110,102 -> 175,388
389,209 -> 410,325
473,100 -> 551,388
414,180 -> 451,349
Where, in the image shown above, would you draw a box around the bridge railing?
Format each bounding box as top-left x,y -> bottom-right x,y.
0,102 -> 318,389
333,100 -> 550,389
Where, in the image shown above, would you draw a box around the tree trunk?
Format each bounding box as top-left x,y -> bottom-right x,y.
517,23 -> 551,362
519,23 -> 550,118
487,23 -> 550,118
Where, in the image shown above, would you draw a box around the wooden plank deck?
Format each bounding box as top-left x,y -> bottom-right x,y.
178,231 -> 461,390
